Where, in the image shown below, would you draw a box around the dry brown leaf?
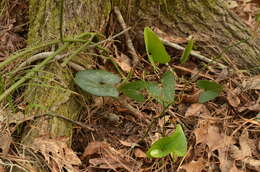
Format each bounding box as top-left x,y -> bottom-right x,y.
182,91 -> 201,103
185,103 -> 209,117
194,122 -> 234,151
114,53 -> 132,72
230,130 -> 252,160
0,165 -> 4,172
239,130 -> 252,158
83,141 -> 108,158
0,133 -> 12,155
227,89 -> 240,107
31,137 -> 81,172
134,148 -> 146,158
194,123 -> 208,145
89,145 -> 141,172
219,148 -> 233,172
180,158 -> 206,172
119,140 -> 137,147
243,75 -> 260,90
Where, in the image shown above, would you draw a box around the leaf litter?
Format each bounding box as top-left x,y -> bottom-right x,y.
1,1 -> 260,172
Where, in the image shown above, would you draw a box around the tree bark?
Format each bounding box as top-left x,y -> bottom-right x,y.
19,0 -> 260,170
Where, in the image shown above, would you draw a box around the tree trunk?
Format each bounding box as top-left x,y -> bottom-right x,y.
17,0 -> 260,170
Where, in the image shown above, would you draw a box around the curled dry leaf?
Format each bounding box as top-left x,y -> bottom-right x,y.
114,53 -> 132,72
194,122 -> 234,151
0,133 -> 12,155
31,137 -> 81,172
243,75 -> 260,90
82,141 -> 108,158
182,90 -> 201,103
0,164 -> 4,172
226,89 -> 240,107
180,158 -> 206,172
134,148 -> 146,158
89,144 -> 141,172
230,129 -> 260,170
185,103 -> 210,117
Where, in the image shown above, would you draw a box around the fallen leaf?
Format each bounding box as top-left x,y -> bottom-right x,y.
89,145 -> 142,172
0,133 -> 12,155
219,148 -> 233,172
82,141 -> 108,158
119,140 -> 137,147
185,103 -> 209,117
134,148 -> 146,158
31,137 -> 81,172
0,164 -> 4,172
182,91 -> 201,103
226,89 -> 240,107
194,122 -> 234,151
243,75 -> 260,90
239,130 -> 252,158
180,158 -> 206,172
114,53 -> 132,72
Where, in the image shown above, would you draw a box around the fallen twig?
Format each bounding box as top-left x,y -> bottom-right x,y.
114,6 -> 139,66
160,38 -> 227,69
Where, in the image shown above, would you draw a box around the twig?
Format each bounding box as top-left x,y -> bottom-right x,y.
160,38 -> 227,69
0,40 -> 60,70
172,64 -> 214,80
16,52 -> 66,69
114,6 -> 139,66
14,52 -> 85,73
25,112 -> 95,131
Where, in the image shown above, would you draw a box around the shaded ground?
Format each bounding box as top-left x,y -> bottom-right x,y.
0,0 -> 259,172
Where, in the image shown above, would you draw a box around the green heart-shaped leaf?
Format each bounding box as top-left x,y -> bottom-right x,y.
120,80 -> 146,102
197,80 -> 223,103
147,124 -> 187,158
144,27 -> 171,66
146,71 -> 175,107
199,90 -> 219,103
197,80 -> 223,92
161,71 -> 175,106
74,70 -> 120,97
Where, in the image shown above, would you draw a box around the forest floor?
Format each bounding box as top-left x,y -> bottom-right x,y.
0,0 -> 260,172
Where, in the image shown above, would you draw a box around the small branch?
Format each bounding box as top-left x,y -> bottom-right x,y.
26,112 -> 95,131
114,6 -> 139,66
160,38 -> 227,69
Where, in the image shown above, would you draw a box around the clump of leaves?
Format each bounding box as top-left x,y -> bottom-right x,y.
146,124 -> 187,158
74,27 -> 188,161
197,80 -> 223,103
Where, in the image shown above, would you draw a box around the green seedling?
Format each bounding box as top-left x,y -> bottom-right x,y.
197,80 -> 223,103
180,36 -> 194,64
144,27 -> 171,69
74,27 -> 187,162
146,124 -> 187,158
